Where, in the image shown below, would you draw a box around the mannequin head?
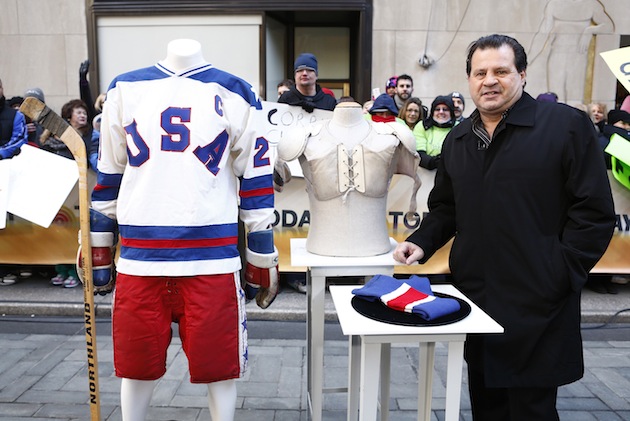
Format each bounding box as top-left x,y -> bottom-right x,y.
160,39 -> 206,73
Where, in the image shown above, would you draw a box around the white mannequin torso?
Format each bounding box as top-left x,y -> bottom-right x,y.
158,39 -> 207,73
301,102 -> 391,257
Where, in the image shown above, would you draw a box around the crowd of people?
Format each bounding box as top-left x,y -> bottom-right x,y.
2,49 -> 629,294
0,62 -> 103,288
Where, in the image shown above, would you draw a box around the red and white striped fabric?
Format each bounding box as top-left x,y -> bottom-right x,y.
379,282 -> 436,313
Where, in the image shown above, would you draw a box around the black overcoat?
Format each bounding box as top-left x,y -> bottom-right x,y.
407,92 -> 616,387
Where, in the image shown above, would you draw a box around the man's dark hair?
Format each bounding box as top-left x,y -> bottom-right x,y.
466,34 -> 528,76
396,74 -> 413,87
277,79 -> 294,89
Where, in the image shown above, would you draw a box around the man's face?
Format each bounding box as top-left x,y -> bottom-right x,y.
295,68 -> 317,92
395,79 -> 413,100
468,45 -> 525,118
452,97 -> 464,118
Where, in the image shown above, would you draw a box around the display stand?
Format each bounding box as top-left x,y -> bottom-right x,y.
329,284 -> 503,421
290,238 -> 401,421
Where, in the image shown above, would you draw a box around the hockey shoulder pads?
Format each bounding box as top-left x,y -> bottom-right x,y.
277,125 -> 313,162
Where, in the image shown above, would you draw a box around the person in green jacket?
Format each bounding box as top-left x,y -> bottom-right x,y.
413,95 -> 455,170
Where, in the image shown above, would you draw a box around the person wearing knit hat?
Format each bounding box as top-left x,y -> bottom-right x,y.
7,96 -> 24,109
536,92 -> 558,103
23,87 -> 47,146
386,76 -> 398,98
278,53 -> 336,294
24,87 -> 45,103
278,53 -> 336,114
607,109 -> 630,128
413,95 -> 456,170
450,91 -> 466,124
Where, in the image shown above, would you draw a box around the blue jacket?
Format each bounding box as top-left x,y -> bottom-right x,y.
0,98 -> 27,159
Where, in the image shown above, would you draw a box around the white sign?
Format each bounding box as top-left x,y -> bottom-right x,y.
5,145 -> 79,228
600,46 -> 630,95
261,101 -> 333,178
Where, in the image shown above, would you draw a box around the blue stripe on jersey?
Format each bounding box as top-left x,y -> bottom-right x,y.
240,194 -> 274,211
241,174 -> 273,192
120,223 -> 238,240
191,68 -> 262,109
107,64 -> 261,110
121,244 -> 239,262
92,172 -> 123,202
119,223 -> 239,262
107,66 -> 170,91
240,174 -> 274,210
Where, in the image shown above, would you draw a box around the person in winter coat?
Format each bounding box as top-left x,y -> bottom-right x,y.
413,95 -> 456,170
394,34 -> 615,421
278,53 -> 336,113
366,93 -> 405,124
0,78 -> 27,160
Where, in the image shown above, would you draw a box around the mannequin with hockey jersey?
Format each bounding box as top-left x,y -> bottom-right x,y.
82,39 -> 279,421
278,101 -> 420,256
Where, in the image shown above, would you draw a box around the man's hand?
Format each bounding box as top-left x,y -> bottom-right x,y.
393,241 -> 425,265
76,209 -> 118,295
244,230 -> 280,308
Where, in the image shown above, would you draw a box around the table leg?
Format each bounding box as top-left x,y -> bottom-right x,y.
347,335 -> 360,421
417,342 -> 435,421
360,342 -> 381,421
444,341 -> 464,421
307,270 -> 326,421
380,343 -> 391,421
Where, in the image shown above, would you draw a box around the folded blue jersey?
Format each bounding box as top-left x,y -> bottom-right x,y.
352,275 -> 461,321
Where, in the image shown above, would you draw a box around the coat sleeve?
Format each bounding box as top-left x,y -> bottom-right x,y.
560,110 -> 615,289
406,135 -> 457,263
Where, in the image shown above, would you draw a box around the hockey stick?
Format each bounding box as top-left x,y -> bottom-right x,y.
19,97 -> 101,421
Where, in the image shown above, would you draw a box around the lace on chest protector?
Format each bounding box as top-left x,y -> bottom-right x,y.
337,144 -> 366,203
303,125 -> 395,202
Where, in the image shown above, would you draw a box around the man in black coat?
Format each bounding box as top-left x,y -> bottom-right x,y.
394,34 -> 616,421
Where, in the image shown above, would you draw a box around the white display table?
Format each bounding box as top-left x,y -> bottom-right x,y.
290,238 -> 401,421
329,284 -> 503,421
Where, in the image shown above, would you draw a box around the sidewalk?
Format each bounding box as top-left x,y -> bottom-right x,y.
0,275 -> 629,420
1,274 -> 630,323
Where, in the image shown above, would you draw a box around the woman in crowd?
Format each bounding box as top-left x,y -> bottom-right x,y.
398,97 -> 425,131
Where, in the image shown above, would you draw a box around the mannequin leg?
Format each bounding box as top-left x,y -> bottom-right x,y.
207,379 -> 237,421
120,378 -> 156,421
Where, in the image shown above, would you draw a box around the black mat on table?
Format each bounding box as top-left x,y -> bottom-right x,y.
351,292 -> 471,327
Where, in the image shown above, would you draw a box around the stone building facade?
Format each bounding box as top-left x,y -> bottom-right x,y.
1,0 -> 628,115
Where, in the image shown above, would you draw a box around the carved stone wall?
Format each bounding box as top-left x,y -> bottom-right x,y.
372,0 -> 628,114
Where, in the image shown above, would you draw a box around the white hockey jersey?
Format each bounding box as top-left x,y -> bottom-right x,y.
92,62 -> 275,276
